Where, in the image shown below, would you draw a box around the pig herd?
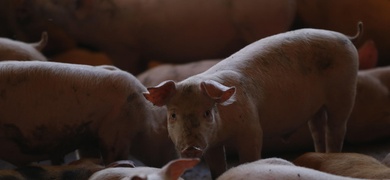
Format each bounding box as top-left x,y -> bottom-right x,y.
0,1 -> 390,180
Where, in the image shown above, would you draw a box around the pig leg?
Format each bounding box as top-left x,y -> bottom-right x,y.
235,129 -> 262,163
97,117 -> 136,164
99,134 -> 133,165
204,145 -> 227,179
308,107 -> 327,152
325,105 -> 350,153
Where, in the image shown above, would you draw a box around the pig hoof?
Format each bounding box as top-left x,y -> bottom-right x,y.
181,146 -> 203,158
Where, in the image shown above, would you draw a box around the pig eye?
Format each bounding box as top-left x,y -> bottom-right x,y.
203,110 -> 211,118
170,113 -> 176,120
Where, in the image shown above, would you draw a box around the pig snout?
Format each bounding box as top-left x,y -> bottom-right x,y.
181,146 -> 203,158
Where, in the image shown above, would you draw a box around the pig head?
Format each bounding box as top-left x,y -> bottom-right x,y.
143,80 -> 235,159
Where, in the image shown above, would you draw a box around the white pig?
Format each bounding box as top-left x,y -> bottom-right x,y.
0,32 -> 48,61
294,152 -> 390,179
217,158 -> 364,180
0,61 -> 174,167
89,158 -> 200,180
143,26 -> 360,177
32,0 -> 297,74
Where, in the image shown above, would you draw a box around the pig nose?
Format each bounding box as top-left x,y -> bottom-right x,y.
181,146 -> 203,158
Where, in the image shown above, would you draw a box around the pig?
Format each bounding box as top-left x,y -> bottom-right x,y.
345,66 -> 390,143
0,32 -> 48,61
266,65 -> 390,150
89,158 -> 200,180
138,38 -> 376,87
143,25 -> 360,178
261,39 -> 382,152
31,0 -> 297,74
293,152 -> 390,179
0,61 -> 174,167
137,60 -> 220,87
217,158 -> 364,180
0,0 -> 78,56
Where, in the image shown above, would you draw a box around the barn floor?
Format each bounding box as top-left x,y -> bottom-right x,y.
1,139 -> 389,179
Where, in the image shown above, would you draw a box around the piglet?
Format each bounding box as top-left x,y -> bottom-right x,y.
217,158 -> 363,180
0,32 -> 48,61
144,24 -> 361,177
294,152 -> 390,179
0,61 -> 170,167
89,158 -> 200,180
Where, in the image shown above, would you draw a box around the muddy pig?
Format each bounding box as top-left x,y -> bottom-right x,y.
0,32 -> 48,61
294,152 -> 390,179
31,0 -> 296,74
89,158 -> 199,180
217,158 -> 363,180
143,25 -> 360,177
0,61 -> 174,167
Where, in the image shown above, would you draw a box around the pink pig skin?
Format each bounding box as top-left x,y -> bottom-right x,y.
89,158 -> 199,180
217,158 -> 363,180
0,61 -> 174,167
31,0 -> 296,74
294,152 -> 390,179
263,66 -> 390,153
144,27 -> 359,178
0,32 -> 47,61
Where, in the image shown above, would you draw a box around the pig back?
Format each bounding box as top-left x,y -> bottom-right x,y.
202,28 -> 359,135
0,61 -> 147,164
0,36 -> 48,61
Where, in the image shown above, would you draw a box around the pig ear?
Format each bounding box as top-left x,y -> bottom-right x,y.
358,39 -> 378,70
200,80 -> 236,106
161,158 -> 200,179
143,80 -> 176,106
